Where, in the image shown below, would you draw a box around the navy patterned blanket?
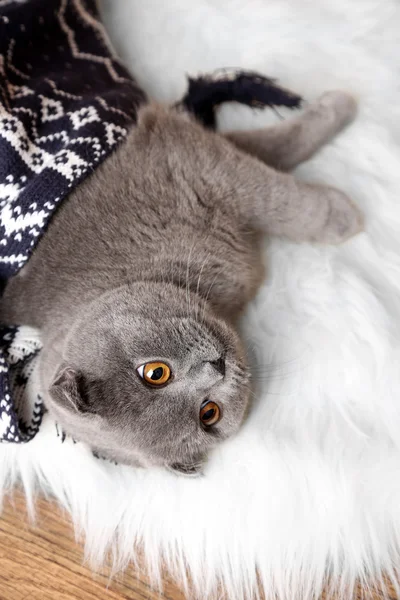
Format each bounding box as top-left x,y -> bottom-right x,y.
0,0 -> 145,442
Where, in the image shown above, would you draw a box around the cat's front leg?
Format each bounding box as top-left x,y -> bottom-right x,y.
262,180 -> 364,244
224,151 -> 363,244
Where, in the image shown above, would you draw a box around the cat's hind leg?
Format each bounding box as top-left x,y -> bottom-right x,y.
224,91 -> 357,171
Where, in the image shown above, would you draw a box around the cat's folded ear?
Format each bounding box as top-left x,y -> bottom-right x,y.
49,364 -> 92,414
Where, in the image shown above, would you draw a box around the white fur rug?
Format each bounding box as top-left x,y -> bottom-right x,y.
2,1 -> 400,598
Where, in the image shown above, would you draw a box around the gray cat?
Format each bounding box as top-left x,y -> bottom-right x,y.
0,91 -> 363,475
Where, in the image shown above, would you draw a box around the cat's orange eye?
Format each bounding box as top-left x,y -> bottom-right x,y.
137,362 -> 171,386
200,400 -> 221,427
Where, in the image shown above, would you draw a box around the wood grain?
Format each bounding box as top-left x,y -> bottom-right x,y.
0,490 -> 397,600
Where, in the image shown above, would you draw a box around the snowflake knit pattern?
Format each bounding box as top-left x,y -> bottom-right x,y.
0,0 -> 146,442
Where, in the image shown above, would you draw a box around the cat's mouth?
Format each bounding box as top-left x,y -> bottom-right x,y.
167,460 -> 205,477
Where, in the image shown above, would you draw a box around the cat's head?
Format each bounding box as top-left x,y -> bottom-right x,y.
47,282 -> 250,475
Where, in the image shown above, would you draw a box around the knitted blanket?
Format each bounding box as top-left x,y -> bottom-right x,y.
0,0 -> 145,442
0,0 -> 302,444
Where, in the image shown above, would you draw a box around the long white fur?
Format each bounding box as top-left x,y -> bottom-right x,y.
2,1 -> 400,598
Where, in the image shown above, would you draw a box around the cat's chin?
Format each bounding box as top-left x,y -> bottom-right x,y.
88,450 -> 206,477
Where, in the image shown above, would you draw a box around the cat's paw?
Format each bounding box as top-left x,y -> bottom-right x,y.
317,90 -> 358,130
313,188 -> 364,244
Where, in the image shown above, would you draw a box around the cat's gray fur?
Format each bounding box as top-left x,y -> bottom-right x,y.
0,91 -> 363,475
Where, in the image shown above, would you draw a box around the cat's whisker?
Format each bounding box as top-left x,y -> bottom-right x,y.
194,253 -> 210,321
199,263 -> 227,325
247,386 -> 288,400
250,371 -> 299,383
185,239 -> 198,320
249,358 -> 301,371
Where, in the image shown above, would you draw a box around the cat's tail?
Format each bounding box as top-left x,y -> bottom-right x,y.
175,68 -> 303,129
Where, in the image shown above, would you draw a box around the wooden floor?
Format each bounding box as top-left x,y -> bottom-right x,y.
0,490 -> 185,600
0,490 -> 397,600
